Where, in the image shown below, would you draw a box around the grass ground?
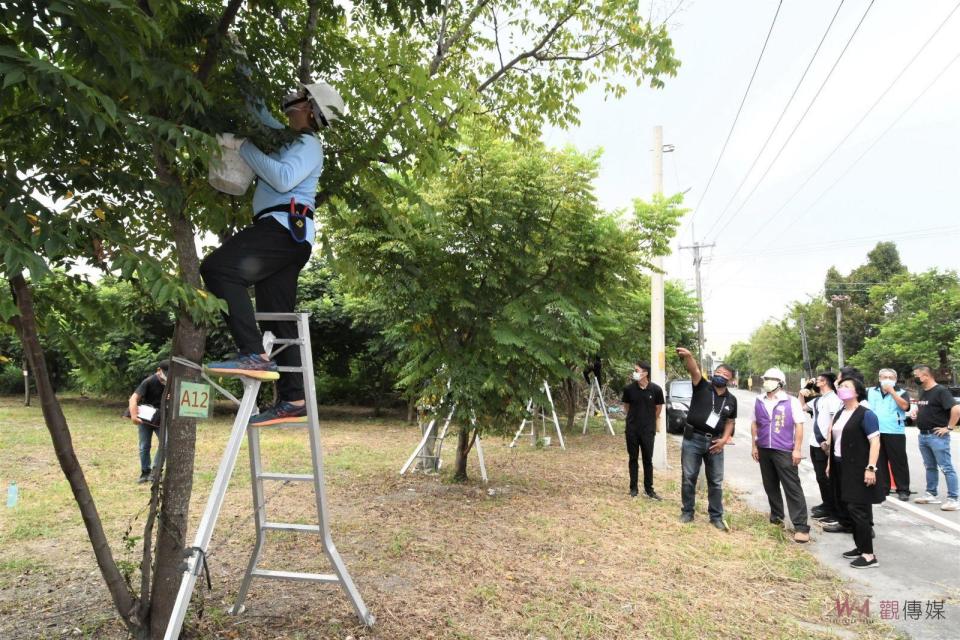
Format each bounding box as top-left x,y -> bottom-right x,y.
0,396 -> 903,639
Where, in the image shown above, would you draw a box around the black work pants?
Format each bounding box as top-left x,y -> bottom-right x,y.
847,502 -> 874,555
200,218 -> 311,401
626,424 -> 655,493
757,448 -> 809,532
880,433 -> 910,493
809,443 -> 837,516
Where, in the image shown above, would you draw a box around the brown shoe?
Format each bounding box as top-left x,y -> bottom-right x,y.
794,531 -> 810,544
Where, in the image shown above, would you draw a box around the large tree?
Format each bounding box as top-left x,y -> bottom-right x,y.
332,127 -> 684,479
849,269 -> 960,381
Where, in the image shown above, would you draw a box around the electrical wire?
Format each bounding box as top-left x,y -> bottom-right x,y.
705,0 -> 876,242
702,1 -> 847,240
713,0 -> 960,252
684,0 -> 784,240
718,47 -> 960,274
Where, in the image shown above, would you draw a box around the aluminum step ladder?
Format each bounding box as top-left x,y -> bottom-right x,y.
509,381 -> 566,449
400,405 -> 488,483
582,374 -> 615,435
164,312 -> 374,640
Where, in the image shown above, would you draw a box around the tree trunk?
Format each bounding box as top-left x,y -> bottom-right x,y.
406,396 -> 416,424
22,358 -> 30,406
453,424 -> 473,482
564,378 -> 577,431
148,190 -> 208,638
9,274 -> 141,636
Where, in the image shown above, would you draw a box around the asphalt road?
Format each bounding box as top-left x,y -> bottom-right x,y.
669,388 -> 960,640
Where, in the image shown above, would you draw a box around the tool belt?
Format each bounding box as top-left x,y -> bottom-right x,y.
254,199 -> 313,244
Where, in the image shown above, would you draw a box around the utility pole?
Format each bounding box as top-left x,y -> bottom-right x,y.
830,295 -> 849,368
678,240 -> 715,372
651,126 -> 668,470
799,315 -> 812,379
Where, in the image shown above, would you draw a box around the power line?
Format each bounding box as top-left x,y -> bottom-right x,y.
702,1 -> 847,240
684,0 -> 783,241
719,46 -> 960,273
714,0 -> 960,255
708,226 -> 960,262
706,0 -> 876,242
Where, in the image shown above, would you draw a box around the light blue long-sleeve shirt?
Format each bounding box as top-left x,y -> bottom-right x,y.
239,133 -> 323,245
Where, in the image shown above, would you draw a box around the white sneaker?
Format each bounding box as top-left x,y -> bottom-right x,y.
915,492 -> 942,504
941,498 -> 960,511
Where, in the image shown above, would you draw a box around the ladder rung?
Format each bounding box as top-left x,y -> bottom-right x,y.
277,366 -> 304,373
251,569 -> 339,583
263,522 -> 320,533
258,472 -> 313,482
269,338 -> 304,345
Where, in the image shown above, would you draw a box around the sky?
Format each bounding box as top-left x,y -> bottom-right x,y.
543,0 -> 960,358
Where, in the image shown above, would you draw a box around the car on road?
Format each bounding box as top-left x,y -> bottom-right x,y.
666,379 -> 692,435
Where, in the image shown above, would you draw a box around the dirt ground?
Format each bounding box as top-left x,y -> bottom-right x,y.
0,397 -> 901,639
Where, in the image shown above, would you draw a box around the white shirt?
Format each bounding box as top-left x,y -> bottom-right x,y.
811,391 -> 843,441
749,390 -> 807,425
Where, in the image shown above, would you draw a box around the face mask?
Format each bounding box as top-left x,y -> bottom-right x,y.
837,387 -> 856,401
913,377 -> 922,385
879,378 -> 895,388
632,371 -> 642,381
711,375 -> 728,387
762,379 -> 780,393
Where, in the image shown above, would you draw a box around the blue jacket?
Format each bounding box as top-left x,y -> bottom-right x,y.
240,134 -> 323,245
866,386 -> 908,435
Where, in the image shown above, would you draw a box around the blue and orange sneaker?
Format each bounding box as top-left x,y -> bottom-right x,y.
250,401 -> 308,426
205,353 -> 280,381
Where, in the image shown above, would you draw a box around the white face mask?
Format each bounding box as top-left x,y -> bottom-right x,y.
762,379 -> 780,393
632,371 -> 642,381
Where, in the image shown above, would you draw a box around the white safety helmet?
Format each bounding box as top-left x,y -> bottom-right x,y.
282,81 -> 345,128
762,367 -> 786,384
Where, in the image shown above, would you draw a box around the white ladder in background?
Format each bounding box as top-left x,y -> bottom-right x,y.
164,312 -> 374,640
510,381 -> 566,449
582,374 -> 615,435
400,404 -> 488,483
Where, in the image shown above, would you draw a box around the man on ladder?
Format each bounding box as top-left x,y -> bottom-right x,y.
200,82 -> 344,425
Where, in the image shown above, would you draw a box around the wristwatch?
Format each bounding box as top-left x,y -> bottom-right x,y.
865,465 -> 877,472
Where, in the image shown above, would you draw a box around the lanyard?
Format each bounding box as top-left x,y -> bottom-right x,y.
712,390 -> 728,417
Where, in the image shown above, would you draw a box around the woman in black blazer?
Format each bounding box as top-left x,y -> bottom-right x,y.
826,377 -> 885,569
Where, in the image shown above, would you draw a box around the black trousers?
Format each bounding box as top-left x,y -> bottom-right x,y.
847,502 -> 874,555
200,218 -> 311,401
757,448 -> 809,532
626,424 -> 655,493
880,433 -> 910,493
809,443 -> 837,516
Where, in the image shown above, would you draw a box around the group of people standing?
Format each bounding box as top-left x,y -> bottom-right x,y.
619,350 -> 959,571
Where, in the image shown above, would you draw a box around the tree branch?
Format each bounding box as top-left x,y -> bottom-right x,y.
429,0 -> 492,75
298,0 -> 322,83
9,274 -> 142,636
196,0 -> 245,84
476,4 -> 582,94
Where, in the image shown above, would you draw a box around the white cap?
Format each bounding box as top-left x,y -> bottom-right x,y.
762,367 -> 786,383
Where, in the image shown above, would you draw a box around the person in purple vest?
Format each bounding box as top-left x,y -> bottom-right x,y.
750,367 -> 811,543
826,376 -> 885,569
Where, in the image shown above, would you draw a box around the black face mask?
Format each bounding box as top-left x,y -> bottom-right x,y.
914,377 -> 923,385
